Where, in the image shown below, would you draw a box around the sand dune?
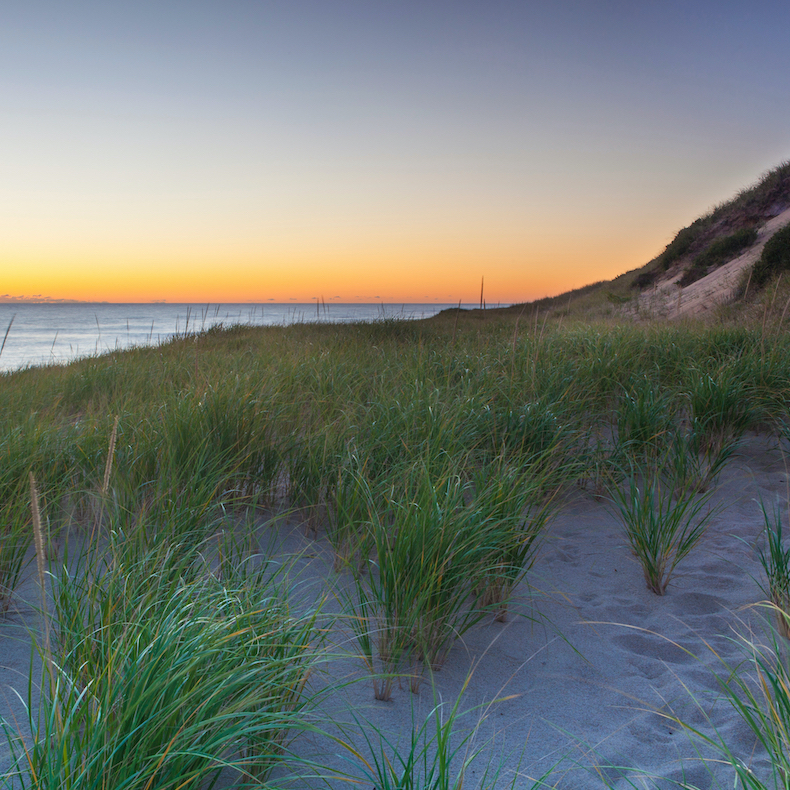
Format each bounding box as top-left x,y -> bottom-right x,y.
637,206 -> 790,319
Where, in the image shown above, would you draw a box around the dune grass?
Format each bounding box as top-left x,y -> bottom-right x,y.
669,605 -> 790,790
2,315 -> 790,785
6,501 -> 330,790
607,465 -> 715,595
338,673 -> 542,790
352,460 -> 488,687
758,500 -> 790,639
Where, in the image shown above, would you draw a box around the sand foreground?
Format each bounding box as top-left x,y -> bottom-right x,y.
0,431 -> 786,789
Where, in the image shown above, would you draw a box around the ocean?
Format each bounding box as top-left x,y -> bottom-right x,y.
0,302 -> 463,373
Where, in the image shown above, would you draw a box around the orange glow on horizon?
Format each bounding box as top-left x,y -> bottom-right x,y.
3,226 -> 660,305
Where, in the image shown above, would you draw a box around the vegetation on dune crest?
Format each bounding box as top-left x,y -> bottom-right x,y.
678,226 -> 759,286
657,160 -> 790,277
631,160 -> 790,298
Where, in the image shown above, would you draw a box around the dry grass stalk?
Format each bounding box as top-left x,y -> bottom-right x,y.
771,274 -> 783,313
510,303 -> 527,379
102,415 -> 120,497
30,473 -> 46,602
779,292 -> 790,326
30,473 -> 59,708
742,265 -> 753,301
94,415 -> 119,539
0,313 -> 14,359
451,299 -> 461,347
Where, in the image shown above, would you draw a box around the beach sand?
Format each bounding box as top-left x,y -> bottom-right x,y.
1,431 -> 786,788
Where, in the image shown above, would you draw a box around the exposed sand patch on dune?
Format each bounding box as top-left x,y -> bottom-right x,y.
637,206 -> 790,318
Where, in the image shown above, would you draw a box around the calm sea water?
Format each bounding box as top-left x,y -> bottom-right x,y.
0,303 -> 464,373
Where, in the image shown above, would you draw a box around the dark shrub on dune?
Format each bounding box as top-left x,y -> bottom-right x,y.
751,223 -> 790,289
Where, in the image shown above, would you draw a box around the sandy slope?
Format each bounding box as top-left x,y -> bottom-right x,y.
0,433 -> 787,788
637,207 -> 790,319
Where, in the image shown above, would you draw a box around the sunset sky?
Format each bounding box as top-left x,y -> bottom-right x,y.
2,1 -> 789,304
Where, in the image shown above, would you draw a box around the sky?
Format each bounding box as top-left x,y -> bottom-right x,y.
2,1 -> 789,304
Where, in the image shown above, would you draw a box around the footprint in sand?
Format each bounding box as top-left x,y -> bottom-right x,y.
667,592 -> 724,616
613,633 -> 696,665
